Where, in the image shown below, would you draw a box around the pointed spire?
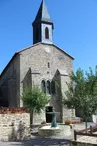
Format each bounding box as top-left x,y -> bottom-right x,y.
32,0 -> 54,44
33,0 -> 53,24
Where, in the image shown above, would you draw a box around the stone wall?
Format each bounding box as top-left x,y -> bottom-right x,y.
0,111 -> 30,141
33,111 -> 45,124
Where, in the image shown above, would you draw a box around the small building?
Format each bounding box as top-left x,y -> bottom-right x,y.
0,0 -> 75,124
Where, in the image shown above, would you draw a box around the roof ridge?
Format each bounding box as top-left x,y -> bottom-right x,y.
17,42 -> 74,60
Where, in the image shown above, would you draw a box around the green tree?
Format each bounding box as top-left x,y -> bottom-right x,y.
63,67 -> 97,132
21,85 -> 50,124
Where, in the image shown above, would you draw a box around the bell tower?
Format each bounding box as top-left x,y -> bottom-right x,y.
32,0 -> 54,44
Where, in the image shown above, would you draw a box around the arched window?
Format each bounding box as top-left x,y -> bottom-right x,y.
36,28 -> 39,40
46,80 -> 51,95
45,27 -> 49,39
51,81 -> 56,94
41,80 -> 46,93
48,62 -> 50,68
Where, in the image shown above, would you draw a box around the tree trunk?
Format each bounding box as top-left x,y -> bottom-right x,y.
30,109 -> 33,126
85,117 -> 88,133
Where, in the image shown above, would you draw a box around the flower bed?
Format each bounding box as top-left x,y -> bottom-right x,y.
0,107 -> 29,114
65,119 -> 83,125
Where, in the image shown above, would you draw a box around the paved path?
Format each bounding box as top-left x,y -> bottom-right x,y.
0,138 -> 70,146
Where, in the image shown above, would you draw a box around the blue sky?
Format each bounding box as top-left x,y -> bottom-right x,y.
0,0 -> 97,73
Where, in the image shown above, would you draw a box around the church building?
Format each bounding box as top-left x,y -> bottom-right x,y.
0,0 -> 75,123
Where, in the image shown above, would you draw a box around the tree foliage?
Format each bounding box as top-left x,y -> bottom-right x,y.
63,66 -> 97,123
21,85 -> 50,113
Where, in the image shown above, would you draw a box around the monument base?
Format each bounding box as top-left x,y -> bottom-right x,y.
38,125 -> 71,138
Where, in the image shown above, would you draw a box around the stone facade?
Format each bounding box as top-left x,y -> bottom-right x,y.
0,43 -> 75,123
0,0 -> 75,124
0,112 -> 30,141
20,43 -> 74,123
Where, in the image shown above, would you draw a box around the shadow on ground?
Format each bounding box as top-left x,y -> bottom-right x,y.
9,137 -> 70,146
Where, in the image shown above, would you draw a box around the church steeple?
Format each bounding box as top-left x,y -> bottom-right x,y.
32,0 -> 54,44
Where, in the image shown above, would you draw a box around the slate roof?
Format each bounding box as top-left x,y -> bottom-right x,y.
33,0 -> 53,24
